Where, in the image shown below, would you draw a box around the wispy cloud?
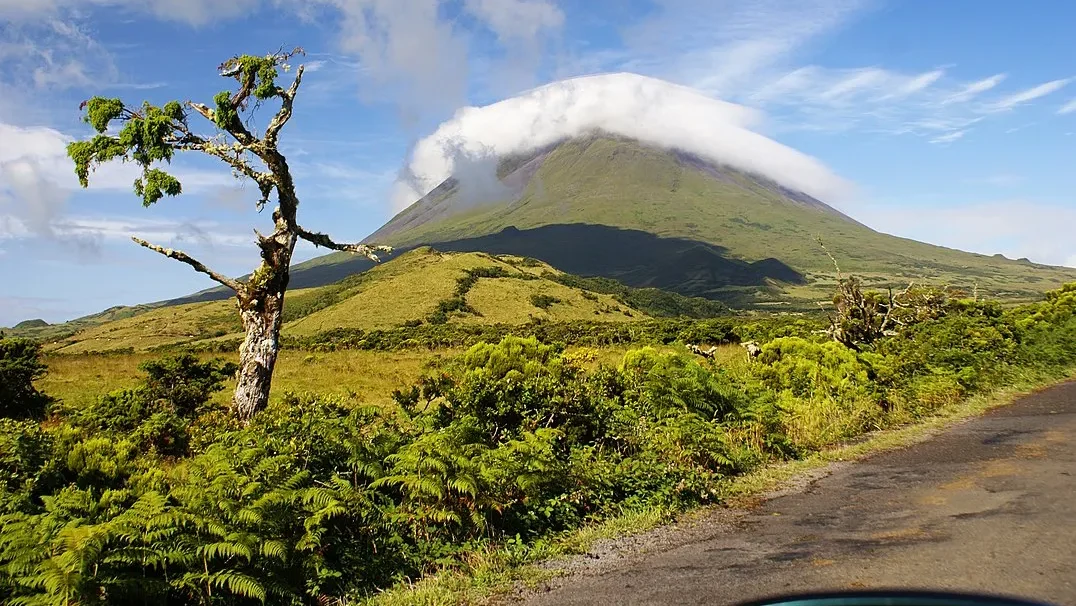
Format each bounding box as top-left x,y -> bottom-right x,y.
891,69 -> 946,97
941,73 -> 1006,105
618,0 -> 873,99
986,78 -> 1072,112
1059,98 -> 1076,115
579,2 -> 1066,146
0,212 -> 253,251
929,130 -> 966,145
0,19 -> 119,92
0,0 -> 261,27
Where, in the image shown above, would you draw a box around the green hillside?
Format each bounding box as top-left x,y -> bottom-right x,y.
288,134 -> 1076,308
40,248 -> 725,354
3,303 -> 162,341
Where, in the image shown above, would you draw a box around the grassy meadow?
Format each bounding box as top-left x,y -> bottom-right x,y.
38,343 -> 738,412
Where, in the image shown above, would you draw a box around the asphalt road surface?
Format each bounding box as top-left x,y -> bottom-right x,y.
521,381 -> 1076,606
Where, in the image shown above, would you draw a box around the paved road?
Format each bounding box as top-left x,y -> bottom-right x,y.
522,381 -> 1076,606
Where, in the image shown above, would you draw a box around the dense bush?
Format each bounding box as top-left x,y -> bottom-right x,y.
178,317 -> 747,355
5,282 -> 1076,604
544,273 -> 729,318
64,353 -> 237,457
0,338 -> 52,420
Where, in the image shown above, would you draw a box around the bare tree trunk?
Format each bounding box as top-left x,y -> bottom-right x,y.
233,294 -> 284,422
232,226 -> 294,422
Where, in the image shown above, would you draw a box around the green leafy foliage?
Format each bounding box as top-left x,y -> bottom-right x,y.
65,353 -> 236,457
184,316 -> 748,355
138,353 -> 237,418
68,99 -> 189,206
0,338 -> 52,420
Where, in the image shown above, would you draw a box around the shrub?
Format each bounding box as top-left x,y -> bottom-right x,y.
138,353 -> 237,418
69,353 -> 236,457
620,348 -> 747,421
0,338 -> 52,420
0,419 -> 61,514
529,293 -> 560,309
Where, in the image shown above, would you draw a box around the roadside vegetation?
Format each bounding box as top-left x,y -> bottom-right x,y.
2,280 -> 1075,605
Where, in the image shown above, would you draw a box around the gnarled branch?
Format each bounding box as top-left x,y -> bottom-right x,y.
265,64 -> 304,146
171,138 -> 275,209
296,226 -> 393,262
132,236 -> 244,292
187,101 -> 256,146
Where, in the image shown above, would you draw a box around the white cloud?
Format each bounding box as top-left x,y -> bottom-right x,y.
462,0 -> 563,45
745,65 -> 1072,143
0,121 -> 236,246
986,78 -> 1072,112
0,0 -> 260,26
0,122 -> 233,192
0,18 -> 119,91
755,66 -> 947,106
285,0 -> 566,123
620,0 -> 871,99
929,130 -> 966,145
895,69 -> 945,96
0,213 -> 253,248
2,0 -> 565,124
856,200 -> 1076,268
941,73 -> 1006,105
594,0 -> 1067,142
1059,99 -> 1076,115
391,72 -> 852,212
748,65 -> 986,138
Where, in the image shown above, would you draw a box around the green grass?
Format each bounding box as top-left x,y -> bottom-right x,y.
38,348 -> 461,411
36,342 -> 706,413
463,278 -> 634,324
45,298 -> 245,354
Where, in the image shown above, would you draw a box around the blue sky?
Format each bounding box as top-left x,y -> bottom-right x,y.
1,0 -> 1074,325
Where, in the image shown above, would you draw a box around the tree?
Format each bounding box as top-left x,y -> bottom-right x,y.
815,238 -> 955,351
67,47 -> 392,422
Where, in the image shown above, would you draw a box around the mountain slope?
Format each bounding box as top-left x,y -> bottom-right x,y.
44,248 -> 685,354
288,134 -> 1073,306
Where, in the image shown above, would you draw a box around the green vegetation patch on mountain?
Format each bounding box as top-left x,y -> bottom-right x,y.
39,247 -> 731,354
280,248 -> 641,336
